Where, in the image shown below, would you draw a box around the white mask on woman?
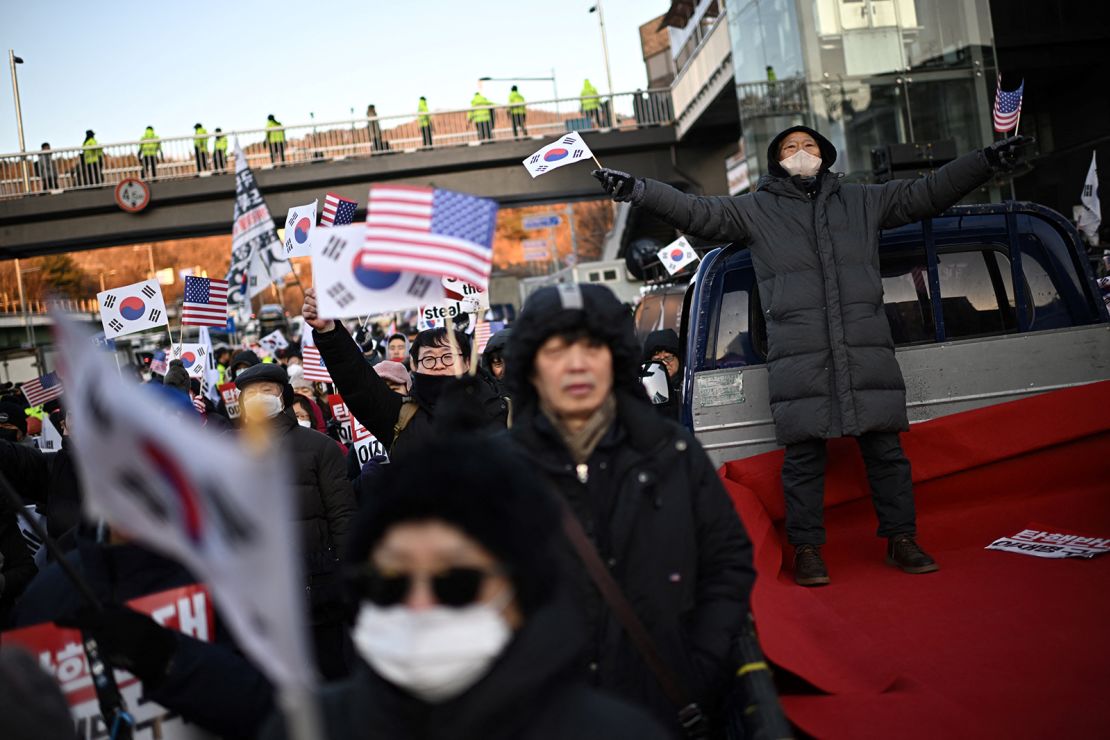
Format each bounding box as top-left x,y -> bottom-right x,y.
352,590 -> 512,703
779,149 -> 822,178
297,419 -> 312,428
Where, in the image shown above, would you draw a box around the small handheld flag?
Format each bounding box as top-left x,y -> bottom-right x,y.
993,75 -> 1024,133
301,332 -> 333,383
97,278 -> 169,339
182,276 -> 229,328
657,236 -> 700,276
21,371 -> 63,406
170,343 -> 209,379
523,132 -> 596,178
320,193 -> 358,227
282,201 -> 318,259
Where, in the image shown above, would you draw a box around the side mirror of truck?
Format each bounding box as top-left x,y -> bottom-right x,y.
640,360 -> 670,405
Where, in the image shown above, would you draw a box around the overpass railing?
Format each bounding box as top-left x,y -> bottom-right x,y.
0,90 -> 674,200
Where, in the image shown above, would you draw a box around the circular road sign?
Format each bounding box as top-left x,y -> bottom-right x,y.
114,178 -> 151,213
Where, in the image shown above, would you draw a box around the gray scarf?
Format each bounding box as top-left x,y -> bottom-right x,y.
540,394 -> 618,465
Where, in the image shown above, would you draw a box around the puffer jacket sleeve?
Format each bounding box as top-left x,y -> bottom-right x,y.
877,149 -> 995,229
685,432 -> 755,697
0,440 -> 50,506
638,179 -> 753,244
315,437 -> 356,552
313,322 -> 404,446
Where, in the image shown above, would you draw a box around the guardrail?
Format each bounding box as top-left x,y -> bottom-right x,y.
0,90 -> 674,200
0,296 -> 98,314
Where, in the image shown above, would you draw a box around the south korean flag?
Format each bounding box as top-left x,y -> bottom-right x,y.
170,343 -> 208,379
310,223 -> 441,318
97,278 -> 169,339
522,132 -> 593,179
657,236 -> 700,276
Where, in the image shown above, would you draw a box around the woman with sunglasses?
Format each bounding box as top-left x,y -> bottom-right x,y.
264,437 -> 670,740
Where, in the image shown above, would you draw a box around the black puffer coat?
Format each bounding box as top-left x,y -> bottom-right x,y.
313,323 -> 508,462
636,126 -> 996,444
509,392 -> 755,731
0,440 -> 83,541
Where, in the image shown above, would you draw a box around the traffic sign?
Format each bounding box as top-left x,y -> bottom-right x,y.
522,238 -> 551,262
523,214 -> 561,230
114,178 -> 151,213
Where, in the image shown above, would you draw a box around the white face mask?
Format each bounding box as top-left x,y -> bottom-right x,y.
779,149 -> 822,177
352,592 -> 512,703
243,394 -> 283,420
297,419 -> 312,428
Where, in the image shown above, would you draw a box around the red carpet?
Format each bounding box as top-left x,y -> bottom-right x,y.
719,381 -> 1110,739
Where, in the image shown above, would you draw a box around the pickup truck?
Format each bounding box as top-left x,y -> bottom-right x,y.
678,201 -> 1110,738
680,201 -> 1110,465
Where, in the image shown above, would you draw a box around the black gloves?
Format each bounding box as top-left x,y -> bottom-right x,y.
592,168 -> 645,205
56,605 -> 178,688
983,135 -> 1035,172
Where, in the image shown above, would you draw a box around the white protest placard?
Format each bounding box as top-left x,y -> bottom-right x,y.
327,394 -> 352,445
2,586 -> 218,740
37,414 -> 64,452
97,279 -> 169,339
54,311 -> 316,696
310,223 -> 441,318
442,277 -> 490,314
170,343 -> 209,379
218,382 -> 241,419
281,201 -> 317,259
350,416 -> 389,466
522,132 -> 593,178
657,236 -> 700,276
986,524 -> 1110,559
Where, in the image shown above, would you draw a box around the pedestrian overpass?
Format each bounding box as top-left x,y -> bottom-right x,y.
0,91 -> 739,258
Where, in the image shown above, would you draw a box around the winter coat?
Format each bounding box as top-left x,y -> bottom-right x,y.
313,322 -> 508,463
0,504 -> 36,625
509,391 -> 755,731
260,593 -> 672,740
636,128 -> 996,444
0,440 -> 83,542
642,329 -> 683,421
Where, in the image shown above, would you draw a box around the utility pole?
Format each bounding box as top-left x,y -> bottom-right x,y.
14,258 -> 32,350
8,50 -> 29,193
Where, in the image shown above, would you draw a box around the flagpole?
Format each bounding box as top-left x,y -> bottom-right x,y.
468,312 -> 480,377
591,154 -> 603,170
442,310 -> 464,379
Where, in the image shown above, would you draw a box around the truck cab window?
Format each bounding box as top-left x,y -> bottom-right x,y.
880,254 -> 935,345
709,268 -> 764,368
935,248 -> 1018,339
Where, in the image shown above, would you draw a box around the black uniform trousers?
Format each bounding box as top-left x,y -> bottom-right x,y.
781,431 -> 915,546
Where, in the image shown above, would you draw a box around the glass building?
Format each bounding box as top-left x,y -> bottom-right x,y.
724,0 -> 998,185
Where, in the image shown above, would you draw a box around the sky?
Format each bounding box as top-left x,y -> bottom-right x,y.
0,0 -> 666,152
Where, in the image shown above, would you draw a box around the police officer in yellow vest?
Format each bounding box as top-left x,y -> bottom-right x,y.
81,129 -> 104,186
508,85 -> 528,139
139,126 -> 161,179
213,128 -> 228,172
468,91 -> 495,142
417,96 -> 433,147
194,123 -> 209,172
266,114 -> 286,164
581,78 -> 602,128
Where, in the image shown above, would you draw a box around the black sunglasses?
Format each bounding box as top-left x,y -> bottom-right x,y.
347,565 -> 503,608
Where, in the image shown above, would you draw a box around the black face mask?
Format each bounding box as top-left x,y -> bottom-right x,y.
410,372 -> 454,409
0,428 -> 21,442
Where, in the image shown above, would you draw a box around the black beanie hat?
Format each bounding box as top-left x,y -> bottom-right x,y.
641,329 -> 681,364
162,360 -> 191,397
766,125 -> 837,178
227,350 -> 261,380
505,284 -> 641,408
0,401 -> 27,437
345,436 -> 563,615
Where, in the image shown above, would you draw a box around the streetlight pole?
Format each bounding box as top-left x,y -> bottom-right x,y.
14,258 -> 33,350
589,2 -> 615,101
8,50 -> 29,193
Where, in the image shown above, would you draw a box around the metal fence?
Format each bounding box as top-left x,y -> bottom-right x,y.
0,90 -> 674,200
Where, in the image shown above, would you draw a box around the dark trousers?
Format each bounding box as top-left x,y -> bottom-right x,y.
585,108 -> 603,128
194,148 -> 208,172
476,120 -> 492,141
141,155 -> 157,179
781,432 -> 915,546
83,161 -> 103,185
213,149 -> 227,172
511,112 -> 527,138
269,141 -> 285,163
420,125 -> 433,147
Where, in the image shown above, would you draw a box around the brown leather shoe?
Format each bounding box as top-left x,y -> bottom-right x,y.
886,534 -> 939,574
793,544 -> 830,586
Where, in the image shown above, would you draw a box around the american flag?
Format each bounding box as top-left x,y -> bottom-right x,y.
364,185 -> 498,288
182,276 -> 229,327
21,371 -> 63,406
474,320 -> 493,354
302,345 -> 332,383
150,350 -> 168,376
993,75 -> 1024,133
320,193 -> 358,227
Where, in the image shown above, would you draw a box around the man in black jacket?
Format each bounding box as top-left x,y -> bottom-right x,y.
594,127 -> 1033,587
641,329 -> 683,421
301,287 -> 508,462
235,363 -> 357,678
506,283 -> 754,735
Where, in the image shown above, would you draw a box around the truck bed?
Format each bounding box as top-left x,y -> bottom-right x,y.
719,380 -> 1110,738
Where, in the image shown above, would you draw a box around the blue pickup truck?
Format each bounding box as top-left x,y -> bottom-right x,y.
679,202 -> 1110,465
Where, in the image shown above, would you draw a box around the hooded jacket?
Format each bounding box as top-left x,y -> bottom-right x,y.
504,285 -> 755,730
635,126 -> 997,444
641,329 -> 683,420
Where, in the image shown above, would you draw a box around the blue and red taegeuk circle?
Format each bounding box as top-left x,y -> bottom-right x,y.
120,296 -> 146,320
543,148 -> 569,162
669,248 -> 685,262
180,351 -> 197,368
352,250 -> 403,290
294,217 -> 312,244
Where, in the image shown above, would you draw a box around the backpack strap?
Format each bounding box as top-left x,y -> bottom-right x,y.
391,401 -> 420,454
